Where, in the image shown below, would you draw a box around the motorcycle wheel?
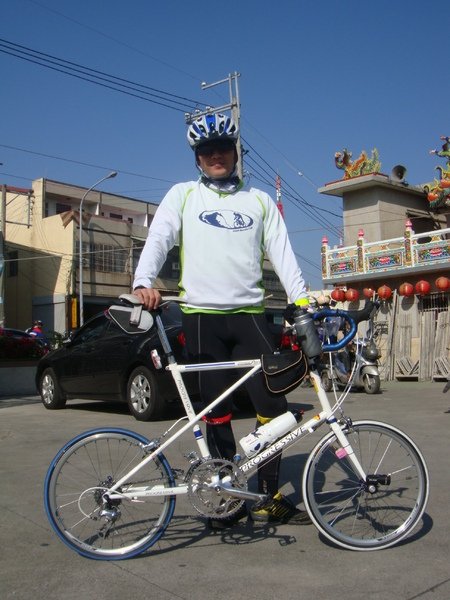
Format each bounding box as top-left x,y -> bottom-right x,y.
362,373 -> 380,394
321,370 -> 333,392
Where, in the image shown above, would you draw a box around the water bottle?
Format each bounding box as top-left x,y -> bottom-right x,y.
294,309 -> 322,359
239,411 -> 300,458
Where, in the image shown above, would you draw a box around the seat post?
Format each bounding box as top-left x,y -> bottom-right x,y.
154,313 -> 176,363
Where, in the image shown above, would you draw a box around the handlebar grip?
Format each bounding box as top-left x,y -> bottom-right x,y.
312,308 -> 357,352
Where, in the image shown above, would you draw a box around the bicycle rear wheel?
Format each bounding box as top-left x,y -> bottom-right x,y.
302,420 -> 429,551
44,428 -> 176,560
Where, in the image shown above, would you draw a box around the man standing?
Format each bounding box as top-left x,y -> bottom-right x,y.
133,113 -> 311,527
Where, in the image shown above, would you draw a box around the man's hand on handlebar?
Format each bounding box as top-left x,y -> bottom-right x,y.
133,287 -> 162,311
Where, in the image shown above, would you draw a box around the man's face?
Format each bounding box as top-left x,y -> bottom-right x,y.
196,139 -> 236,179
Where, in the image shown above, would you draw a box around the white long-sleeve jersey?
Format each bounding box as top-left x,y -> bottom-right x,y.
133,179 -> 308,312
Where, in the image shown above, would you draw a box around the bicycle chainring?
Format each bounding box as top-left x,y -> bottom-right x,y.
187,458 -> 247,518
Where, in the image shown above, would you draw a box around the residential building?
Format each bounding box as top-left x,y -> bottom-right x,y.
1,177 -> 287,335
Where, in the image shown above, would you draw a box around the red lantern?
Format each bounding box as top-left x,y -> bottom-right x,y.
377,285 -> 392,300
435,276 -> 450,291
345,288 -> 359,302
415,280 -> 431,295
331,288 -> 345,302
363,287 -> 375,299
398,282 -> 414,297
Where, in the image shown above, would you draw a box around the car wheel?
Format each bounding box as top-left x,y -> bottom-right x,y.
126,366 -> 164,421
39,368 -> 66,409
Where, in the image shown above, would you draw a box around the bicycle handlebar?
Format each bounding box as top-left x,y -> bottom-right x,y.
312,300 -> 379,353
116,294 -> 379,355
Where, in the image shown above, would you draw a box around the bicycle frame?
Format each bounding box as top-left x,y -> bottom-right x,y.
107,313 -> 367,502
45,299 -> 429,557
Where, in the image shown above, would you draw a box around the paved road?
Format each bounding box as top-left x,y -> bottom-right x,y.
1,381 -> 449,600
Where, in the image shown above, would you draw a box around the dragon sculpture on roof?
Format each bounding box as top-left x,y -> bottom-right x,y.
423,136 -> 450,209
334,148 -> 381,179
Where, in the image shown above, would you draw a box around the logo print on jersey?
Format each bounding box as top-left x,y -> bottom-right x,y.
199,210 -> 253,230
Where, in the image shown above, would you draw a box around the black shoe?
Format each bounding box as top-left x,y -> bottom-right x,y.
207,503 -> 248,530
250,492 -> 312,525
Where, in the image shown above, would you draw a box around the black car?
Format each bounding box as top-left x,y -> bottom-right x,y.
36,303 -> 197,421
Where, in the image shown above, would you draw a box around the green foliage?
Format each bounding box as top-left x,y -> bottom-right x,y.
47,330 -> 66,349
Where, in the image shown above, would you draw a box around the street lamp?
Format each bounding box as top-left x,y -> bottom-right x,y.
79,171 -> 117,326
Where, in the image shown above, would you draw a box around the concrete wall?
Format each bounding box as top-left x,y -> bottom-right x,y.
0,364 -> 38,396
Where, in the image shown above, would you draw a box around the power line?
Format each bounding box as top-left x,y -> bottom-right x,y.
243,136 -> 341,221
0,38 -> 207,113
24,0 -> 318,206
0,37 -> 341,246
26,0 -> 202,83
0,39 -> 337,230
244,150 -> 342,238
0,143 -> 176,184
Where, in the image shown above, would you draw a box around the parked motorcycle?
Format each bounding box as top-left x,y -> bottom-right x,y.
319,301 -> 381,395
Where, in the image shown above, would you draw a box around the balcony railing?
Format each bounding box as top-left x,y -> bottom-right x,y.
321,222 -> 450,281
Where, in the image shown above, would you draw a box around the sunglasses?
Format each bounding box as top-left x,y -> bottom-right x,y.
196,140 -> 235,156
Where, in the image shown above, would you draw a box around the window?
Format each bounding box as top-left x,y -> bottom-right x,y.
81,243 -> 129,273
159,248 -> 181,279
72,316 -> 111,345
132,241 -> 145,273
6,250 -> 18,277
56,202 -> 72,214
419,292 -> 449,315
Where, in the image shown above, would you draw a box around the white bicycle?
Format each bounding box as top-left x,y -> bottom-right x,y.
44,296 -> 429,560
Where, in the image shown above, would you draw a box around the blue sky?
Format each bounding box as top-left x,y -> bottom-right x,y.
1,0 -> 449,289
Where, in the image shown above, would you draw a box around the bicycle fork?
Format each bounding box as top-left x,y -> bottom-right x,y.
310,370 -> 367,481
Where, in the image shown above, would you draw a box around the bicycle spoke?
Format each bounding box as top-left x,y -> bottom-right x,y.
45,429 -> 176,560
303,421 -> 429,550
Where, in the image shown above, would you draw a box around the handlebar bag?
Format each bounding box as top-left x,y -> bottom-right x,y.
261,350 -> 308,395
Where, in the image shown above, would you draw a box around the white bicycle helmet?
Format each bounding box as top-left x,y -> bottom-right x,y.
187,113 -> 239,150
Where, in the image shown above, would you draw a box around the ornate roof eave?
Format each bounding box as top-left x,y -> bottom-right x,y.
318,173 -> 426,198
323,261 -> 450,287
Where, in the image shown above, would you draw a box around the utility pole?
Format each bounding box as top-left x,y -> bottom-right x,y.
0,185 -> 6,326
276,175 -> 285,219
184,72 -> 243,179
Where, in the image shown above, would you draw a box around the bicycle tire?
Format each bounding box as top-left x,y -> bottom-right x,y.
302,420 -> 429,551
44,428 -> 176,560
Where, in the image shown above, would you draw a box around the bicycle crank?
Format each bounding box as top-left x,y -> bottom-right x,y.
187,458 -> 249,518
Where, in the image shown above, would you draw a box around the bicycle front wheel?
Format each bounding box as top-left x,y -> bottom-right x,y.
44,428 -> 176,560
302,420 -> 429,551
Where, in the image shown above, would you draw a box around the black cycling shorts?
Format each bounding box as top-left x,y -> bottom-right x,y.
182,312 -> 288,420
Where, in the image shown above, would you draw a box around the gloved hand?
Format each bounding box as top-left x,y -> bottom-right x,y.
284,299 -> 311,324
283,303 -> 297,325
